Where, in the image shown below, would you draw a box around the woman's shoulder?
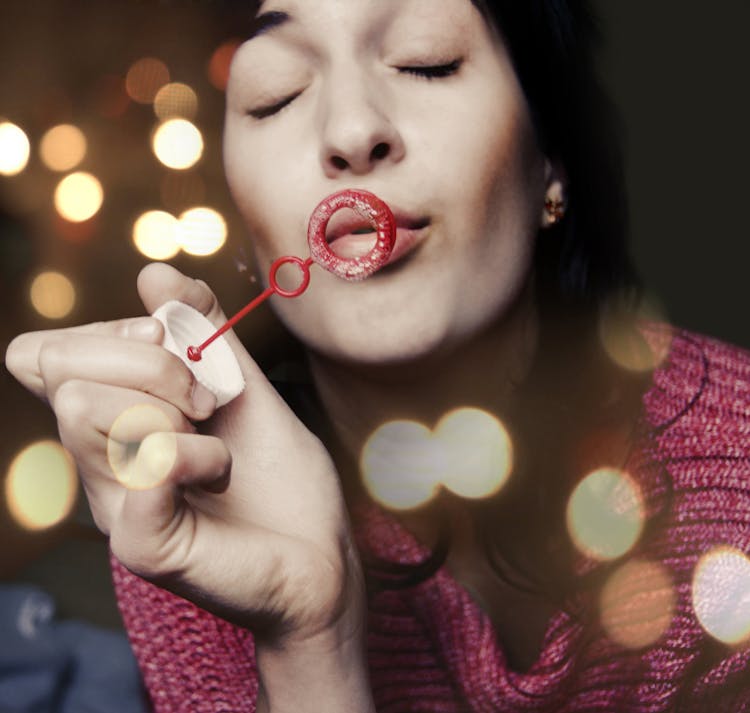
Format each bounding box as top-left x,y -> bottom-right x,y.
633,324 -> 750,556
640,323 -> 750,435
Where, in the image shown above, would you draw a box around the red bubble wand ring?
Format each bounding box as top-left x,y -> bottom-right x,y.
186,189 -> 396,362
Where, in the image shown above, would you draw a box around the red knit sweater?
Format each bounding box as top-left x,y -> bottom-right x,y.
112,326 -> 750,711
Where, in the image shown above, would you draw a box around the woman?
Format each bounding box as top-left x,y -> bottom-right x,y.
7,0 -> 750,710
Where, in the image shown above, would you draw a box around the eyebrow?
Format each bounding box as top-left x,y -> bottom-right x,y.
247,10 -> 291,40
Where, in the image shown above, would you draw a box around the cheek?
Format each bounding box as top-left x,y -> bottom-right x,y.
473,106 -> 545,271
436,87 -> 545,321
467,92 -> 541,209
224,121 -> 306,261
416,63 -> 543,227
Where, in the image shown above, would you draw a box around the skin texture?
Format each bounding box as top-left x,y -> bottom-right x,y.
224,0 -> 563,366
6,0 -> 566,708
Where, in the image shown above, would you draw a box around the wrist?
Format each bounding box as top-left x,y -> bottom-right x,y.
255,624 -> 375,713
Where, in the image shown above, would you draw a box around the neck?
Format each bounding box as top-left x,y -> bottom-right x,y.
307,284 -> 539,462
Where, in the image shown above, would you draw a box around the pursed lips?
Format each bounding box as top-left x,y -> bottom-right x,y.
324,209 -> 429,245
319,206 -> 429,264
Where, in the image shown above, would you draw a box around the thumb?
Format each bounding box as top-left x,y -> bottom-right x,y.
137,262 -> 228,328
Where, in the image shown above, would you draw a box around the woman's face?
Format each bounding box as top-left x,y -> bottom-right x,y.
224,0 -> 554,365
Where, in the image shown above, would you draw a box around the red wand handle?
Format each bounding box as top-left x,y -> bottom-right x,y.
186,189 -> 395,362
187,256 -> 313,362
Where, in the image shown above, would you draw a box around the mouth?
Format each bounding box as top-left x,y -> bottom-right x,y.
325,208 -> 430,265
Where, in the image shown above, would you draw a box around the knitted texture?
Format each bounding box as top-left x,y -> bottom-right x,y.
112,326 -> 750,711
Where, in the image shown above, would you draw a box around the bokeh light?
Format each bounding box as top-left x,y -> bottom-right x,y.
0,121 -> 31,176
126,57 -> 170,104
152,118 -> 203,170
600,559 -> 674,649
107,405 -> 177,490
434,408 -> 512,499
693,547 -> 750,645
5,440 -> 78,531
154,82 -> 198,120
39,124 -> 87,172
361,420 -> 441,510
132,210 -> 181,260
567,467 -> 644,561
208,40 -> 240,91
54,171 -> 103,222
178,206 -> 227,256
30,271 -> 76,319
361,408 -> 512,510
599,294 -> 671,372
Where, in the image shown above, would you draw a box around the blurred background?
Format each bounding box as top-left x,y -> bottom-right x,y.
0,0 -> 748,678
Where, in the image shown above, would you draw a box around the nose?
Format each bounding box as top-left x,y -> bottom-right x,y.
319,75 -> 405,178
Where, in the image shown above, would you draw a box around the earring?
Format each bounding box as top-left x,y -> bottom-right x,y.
545,197 -> 566,225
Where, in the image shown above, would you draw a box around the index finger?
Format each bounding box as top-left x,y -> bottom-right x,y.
5,316 -> 163,400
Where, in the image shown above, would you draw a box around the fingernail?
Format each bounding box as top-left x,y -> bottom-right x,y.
192,382 -> 217,416
126,318 -> 161,341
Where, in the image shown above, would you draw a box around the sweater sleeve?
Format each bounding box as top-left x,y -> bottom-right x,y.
110,553 -> 258,713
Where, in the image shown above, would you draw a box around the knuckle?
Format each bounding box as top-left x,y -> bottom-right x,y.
111,532 -> 182,583
87,500 -> 113,537
177,366 -> 198,408
37,338 -> 67,380
171,365 -> 202,417
151,349 -> 176,384
91,516 -> 111,537
109,535 -> 154,577
35,340 -> 53,374
5,332 -> 54,398
5,333 -> 29,379
147,350 -> 193,400
54,379 -> 92,426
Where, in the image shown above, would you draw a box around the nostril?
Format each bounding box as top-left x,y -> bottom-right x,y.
371,143 -> 390,161
331,155 -> 349,171
327,141 -> 392,173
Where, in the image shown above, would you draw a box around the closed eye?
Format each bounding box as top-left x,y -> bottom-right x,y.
247,59 -> 462,118
398,59 -> 462,80
247,91 -> 302,120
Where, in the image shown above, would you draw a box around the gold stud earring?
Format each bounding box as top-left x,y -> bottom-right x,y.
545,197 -> 566,225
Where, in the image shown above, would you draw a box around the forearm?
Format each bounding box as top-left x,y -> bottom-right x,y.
255,628 -> 376,713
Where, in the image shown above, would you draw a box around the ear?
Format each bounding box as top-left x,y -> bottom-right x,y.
540,158 -> 568,229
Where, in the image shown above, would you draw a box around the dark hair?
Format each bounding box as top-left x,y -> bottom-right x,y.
474,0 -> 638,305
219,0 -> 638,304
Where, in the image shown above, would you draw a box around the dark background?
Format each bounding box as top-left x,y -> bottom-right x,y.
0,1 -> 748,630
600,2 -> 750,348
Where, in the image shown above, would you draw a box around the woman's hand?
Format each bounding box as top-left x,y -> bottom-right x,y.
5,263 -> 367,656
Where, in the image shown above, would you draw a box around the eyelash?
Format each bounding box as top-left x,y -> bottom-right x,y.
398,59 -> 463,80
248,59 -> 463,119
248,91 -> 302,120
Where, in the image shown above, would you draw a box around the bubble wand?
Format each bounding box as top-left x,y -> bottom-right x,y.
152,189 -> 396,405
187,189 -> 395,362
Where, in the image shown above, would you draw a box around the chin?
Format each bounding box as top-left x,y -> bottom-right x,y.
291,312 -> 461,369
268,271 -> 450,365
